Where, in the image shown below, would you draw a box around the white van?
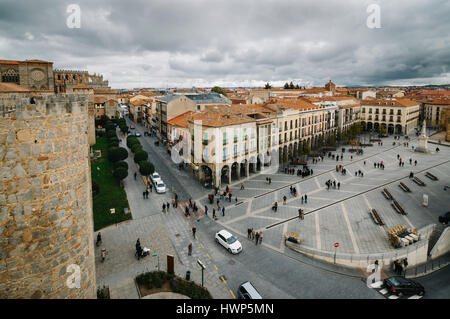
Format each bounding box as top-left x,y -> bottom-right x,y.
237,281 -> 262,299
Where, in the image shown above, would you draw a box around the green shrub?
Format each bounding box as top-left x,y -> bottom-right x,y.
106,130 -> 117,139
92,181 -> 100,196
105,122 -> 115,131
113,161 -> 128,170
96,130 -> 105,137
108,147 -> 128,162
113,167 -> 128,181
108,137 -> 119,147
134,150 -> 148,163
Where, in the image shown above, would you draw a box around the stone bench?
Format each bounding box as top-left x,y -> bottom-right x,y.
369,208 -> 384,226
399,182 -> 411,192
412,177 -> 426,186
391,200 -> 407,215
425,172 -> 438,181
382,188 -> 393,200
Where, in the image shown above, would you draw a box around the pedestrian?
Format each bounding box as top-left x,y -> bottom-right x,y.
409,158 -> 412,165
204,205 -> 208,216
251,228 -> 255,240
414,160 -> 417,166
143,191 -> 146,199
188,243 -> 192,256
149,183 -> 153,192
166,202 -> 170,212
185,206 -> 189,217
235,196 -> 238,203
304,194 -> 307,203
146,190 -> 149,198
241,183 -> 245,190
212,208 -> 216,219
192,226 -> 197,239
222,206 -> 225,217
301,196 -> 304,204
364,161 -> 366,165
172,198 -> 176,208
269,178 -> 272,184
228,192 -> 232,202
255,232 -> 260,245
283,195 -> 287,205
96,232 -> 102,247
247,227 -> 252,239
134,172 -> 137,180
298,209 -> 302,220
259,232 -> 263,245
338,182 -> 340,190
162,203 -> 166,213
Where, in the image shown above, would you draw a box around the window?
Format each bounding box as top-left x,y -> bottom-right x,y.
362,108 -> 365,113
222,147 -> 227,161
203,148 -> 208,161
233,144 -> 237,157
203,132 -> 208,145
369,108 -> 372,114
250,140 -> 255,152
251,128 -> 255,139
295,119 -> 298,128
223,132 -> 227,145
234,129 -> 238,142
243,128 -> 247,140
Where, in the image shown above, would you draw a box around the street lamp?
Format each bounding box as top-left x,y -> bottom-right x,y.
197,259 -> 206,287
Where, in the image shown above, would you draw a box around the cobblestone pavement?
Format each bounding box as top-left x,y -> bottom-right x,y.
122,119 -> 449,298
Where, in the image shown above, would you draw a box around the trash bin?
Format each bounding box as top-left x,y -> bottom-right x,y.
186,270 -> 191,281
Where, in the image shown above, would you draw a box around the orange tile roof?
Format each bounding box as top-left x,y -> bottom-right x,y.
0,59 -> 19,65
94,96 -> 107,104
0,82 -> 31,92
24,59 -> 52,64
271,98 -> 319,111
188,111 -> 255,127
130,99 -> 148,106
167,111 -> 195,128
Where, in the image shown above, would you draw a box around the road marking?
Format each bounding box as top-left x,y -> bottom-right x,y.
379,288 -> 388,295
213,264 -> 218,271
200,243 -> 204,249
388,295 -> 399,299
314,177 -> 321,189
370,281 -> 384,289
206,253 -> 211,259
229,290 -> 236,299
221,277 -> 227,284
408,295 -> 423,299
341,202 -> 360,254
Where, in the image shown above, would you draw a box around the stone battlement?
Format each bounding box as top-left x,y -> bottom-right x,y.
0,94 -> 88,118
54,69 -> 89,74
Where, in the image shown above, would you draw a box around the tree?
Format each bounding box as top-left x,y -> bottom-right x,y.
131,143 -> 143,154
113,160 -> 128,170
139,161 -> 155,176
295,84 -> 300,89
119,124 -> 128,134
95,115 -> 110,128
105,122 -> 115,132
113,167 -> 128,181
302,140 -> 311,155
379,125 -> 387,135
134,150 -> 148,163
108,137 -> 119,147
127,136 -> 139,148
211,86 -> 226,96
108,147 -> 128,162
264,83 -> 272,89
289,82 -> 295,89
284,82 -> 289,89
106,130 -> 117,139
336,128 -> 343,142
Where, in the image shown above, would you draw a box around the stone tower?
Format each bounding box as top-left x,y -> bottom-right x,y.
0,94 -> 96,298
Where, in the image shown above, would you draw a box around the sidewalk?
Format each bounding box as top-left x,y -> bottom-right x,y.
94,134 -> 232,299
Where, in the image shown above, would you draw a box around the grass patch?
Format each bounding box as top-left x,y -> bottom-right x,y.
91,136 -> 132,231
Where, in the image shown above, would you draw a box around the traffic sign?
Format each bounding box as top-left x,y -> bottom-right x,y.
334,242 -> 339,248
152,253 -> 158,257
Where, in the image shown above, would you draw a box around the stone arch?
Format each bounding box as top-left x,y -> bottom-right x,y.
231,162 -> 239,181
395,124 -> 402,135
221,165 -> 230,185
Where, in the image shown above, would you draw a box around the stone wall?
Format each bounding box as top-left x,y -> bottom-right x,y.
430,227 -> 450,259
0,94 -> 96,298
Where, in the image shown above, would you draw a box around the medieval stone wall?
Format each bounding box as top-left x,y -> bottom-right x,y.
0,94 -> 96,298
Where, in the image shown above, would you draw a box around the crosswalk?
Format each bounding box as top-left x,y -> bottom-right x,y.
369,281 -> 423,299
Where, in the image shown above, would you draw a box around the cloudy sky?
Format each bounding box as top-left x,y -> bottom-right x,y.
1,0 -> 449,89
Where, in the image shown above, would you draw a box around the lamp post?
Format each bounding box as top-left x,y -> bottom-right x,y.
334,242 -> 339,264
152,253 -> 159,271
197,259 -> 206,287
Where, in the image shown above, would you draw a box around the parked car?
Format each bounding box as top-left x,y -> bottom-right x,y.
438,212 -> 450,224
135,132 -> 141,137
383,276 -> 425,296
215,230 -> 242,254
150,172 -> 162,184
237,281 -> 262,299
130,125 -> 135,129
155,181 -> 166,194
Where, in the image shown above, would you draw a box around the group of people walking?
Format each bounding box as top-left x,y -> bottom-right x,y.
326,179 -> 340,190
247,227 -> 263,245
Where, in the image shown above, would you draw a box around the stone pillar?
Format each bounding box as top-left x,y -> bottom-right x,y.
236,164 -> 241,180
246,162 -> 250,177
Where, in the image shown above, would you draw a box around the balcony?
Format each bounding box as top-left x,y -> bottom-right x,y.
202,139 -> 208,145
